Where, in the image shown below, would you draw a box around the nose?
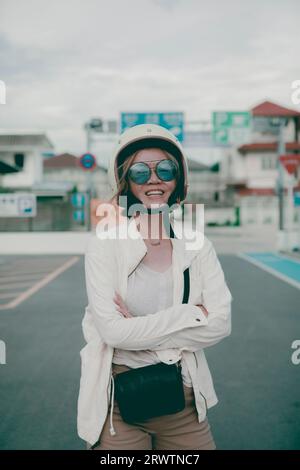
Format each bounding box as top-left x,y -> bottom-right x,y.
147,166 -> 160,184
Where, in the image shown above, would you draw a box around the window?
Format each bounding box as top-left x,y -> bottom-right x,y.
14,153 -> 25,169
261,155 -> 276,170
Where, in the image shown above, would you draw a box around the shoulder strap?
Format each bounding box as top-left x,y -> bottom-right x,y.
169,216 -> 190,304
182,268 -> 190,304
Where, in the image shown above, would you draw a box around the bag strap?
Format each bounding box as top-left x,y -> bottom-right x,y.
182,268 -> 190,304
169,218 -> 190,304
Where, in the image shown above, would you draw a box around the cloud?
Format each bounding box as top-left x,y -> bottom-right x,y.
150,0 -> 182,10
0,0 -> 299,155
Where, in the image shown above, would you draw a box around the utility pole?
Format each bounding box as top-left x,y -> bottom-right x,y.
276,118 -> 286,231
86,125 -> 92,231
84,118 -> 103,231
83,118 -> 118,231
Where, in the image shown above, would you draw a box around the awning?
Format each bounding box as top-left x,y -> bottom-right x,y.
0,160 -> 19,174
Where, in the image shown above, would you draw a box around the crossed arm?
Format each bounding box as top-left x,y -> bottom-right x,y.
85,237 -> 232,352
114,292 -> 209,319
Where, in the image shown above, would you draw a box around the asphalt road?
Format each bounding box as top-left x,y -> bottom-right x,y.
0,254 -> 299,450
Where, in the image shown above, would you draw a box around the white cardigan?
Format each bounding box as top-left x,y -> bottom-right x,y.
113,260 -> 194,388
77,217 -> 233,446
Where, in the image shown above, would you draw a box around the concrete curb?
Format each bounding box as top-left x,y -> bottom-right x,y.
0,232 -> 91,254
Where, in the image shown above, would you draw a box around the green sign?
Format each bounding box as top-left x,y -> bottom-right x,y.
212,128 -> 229,144
212,111 -> 251,144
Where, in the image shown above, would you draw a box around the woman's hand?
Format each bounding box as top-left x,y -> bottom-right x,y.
114,292 -> 133,318
196,304 -> 209,317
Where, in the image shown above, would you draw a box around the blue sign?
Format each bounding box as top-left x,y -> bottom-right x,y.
73,209 -> 85,223
71,193 -> 86,208
17,194 -> 37,217
120,112 -> 184,142
294,191 -> 300,207
79,153 -> 96,170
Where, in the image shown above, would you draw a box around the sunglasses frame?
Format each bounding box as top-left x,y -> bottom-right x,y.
127,159 -> 179,185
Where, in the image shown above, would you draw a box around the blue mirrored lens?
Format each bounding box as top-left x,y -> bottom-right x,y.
156,160 -> 178,181
128,163 -> 150,184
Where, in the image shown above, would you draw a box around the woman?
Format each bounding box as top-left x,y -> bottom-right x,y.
77,124 -> 233,450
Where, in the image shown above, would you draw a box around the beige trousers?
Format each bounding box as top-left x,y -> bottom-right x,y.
87,363 -> 216,451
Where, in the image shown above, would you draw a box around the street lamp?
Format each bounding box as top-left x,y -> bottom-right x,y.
84,118 -> 103,152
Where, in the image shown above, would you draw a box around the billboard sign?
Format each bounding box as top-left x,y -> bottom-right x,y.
212,111 -> 251,145
120,112 -> 184,142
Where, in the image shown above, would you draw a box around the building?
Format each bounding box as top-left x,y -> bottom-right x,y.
222,101 -> 300,226
0,133 -> 53,189
43,153 -> 109,199
0,134 -> 80,231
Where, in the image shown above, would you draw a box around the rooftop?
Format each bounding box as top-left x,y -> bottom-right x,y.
238,142 -> 300,153
0,133 -> 54,148
43,153 -> 107,171
251,100 -> 300,118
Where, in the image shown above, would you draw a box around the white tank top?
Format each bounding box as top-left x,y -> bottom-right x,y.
112,260 -> 192,387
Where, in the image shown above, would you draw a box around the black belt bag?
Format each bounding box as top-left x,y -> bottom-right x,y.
114,267 -> 190,424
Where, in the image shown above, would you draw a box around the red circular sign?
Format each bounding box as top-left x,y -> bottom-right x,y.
79,153 -> 97,171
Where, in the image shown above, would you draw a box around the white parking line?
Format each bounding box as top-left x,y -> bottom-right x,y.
237,252 -> 300,290
0,274 -> 48,282
0,292 -> 18,300
0,256 -> 80,310
0,281 -> 37,290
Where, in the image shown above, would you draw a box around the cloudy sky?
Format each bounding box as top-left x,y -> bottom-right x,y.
0,0 -> 299,156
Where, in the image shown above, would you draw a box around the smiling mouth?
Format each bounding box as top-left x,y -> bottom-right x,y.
145,190 -> 165,196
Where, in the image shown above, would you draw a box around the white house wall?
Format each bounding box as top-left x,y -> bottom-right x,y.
1,150 -> 42,188
227,149 -> 247,181
251,118 -> 295,142
43,168 -> 109,198
245,152 -> 277,188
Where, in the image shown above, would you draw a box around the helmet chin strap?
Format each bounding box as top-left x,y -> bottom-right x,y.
120,193 -> 180,221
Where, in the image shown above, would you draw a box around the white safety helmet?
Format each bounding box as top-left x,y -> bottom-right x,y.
107,124 -> 189,210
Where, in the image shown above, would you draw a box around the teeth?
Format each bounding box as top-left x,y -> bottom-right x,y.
146,191 -> 164,195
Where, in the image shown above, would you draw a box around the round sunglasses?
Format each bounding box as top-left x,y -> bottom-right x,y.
127,159 -> 178,185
